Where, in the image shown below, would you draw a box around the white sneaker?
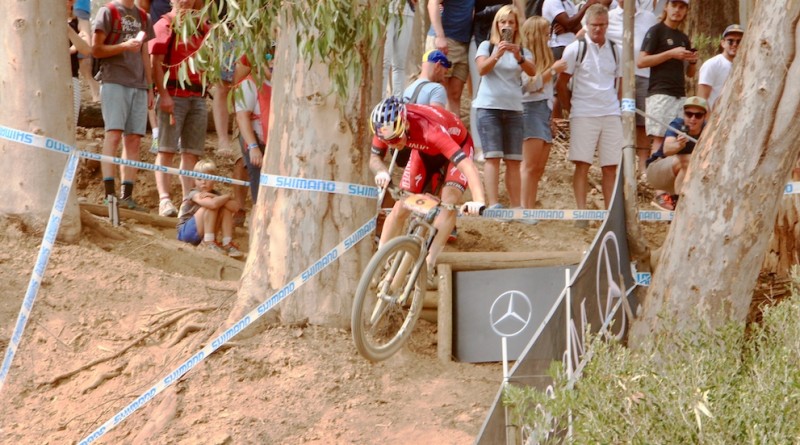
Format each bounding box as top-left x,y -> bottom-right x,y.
159,199 -> 178,217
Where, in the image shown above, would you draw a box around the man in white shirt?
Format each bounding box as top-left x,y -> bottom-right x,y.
697,24 -> 743,111
556,4 -> 622,216
606,0 -> 657,173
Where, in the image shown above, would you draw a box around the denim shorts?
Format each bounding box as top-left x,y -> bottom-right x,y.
157,95 -> 208,156
476,108 -> 524,161
100,83 -> 148,135
522,100 -> 552,143
177,216 -> 202,246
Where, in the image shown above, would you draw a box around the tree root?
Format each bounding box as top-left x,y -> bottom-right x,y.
81,364 -> 124,394
46,306 -> 216,387
166,323 -> 203,347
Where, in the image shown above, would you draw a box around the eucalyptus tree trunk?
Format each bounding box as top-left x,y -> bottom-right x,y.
686,0 -> 740,41
629,1 -> 800,346
226,16 -> 379,329
0,0 -> 81,241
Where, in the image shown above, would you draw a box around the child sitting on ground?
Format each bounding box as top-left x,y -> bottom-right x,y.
176,159 -> 244,258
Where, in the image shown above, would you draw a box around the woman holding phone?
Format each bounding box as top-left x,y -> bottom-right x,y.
473,4 -> 535,210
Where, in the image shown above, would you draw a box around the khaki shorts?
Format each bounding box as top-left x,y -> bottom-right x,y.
645,94 -> 683,137
568,115 -> 623,167
645,157 -> 677,194
425,35 -> 469,82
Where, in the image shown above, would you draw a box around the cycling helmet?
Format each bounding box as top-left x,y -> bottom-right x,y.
370,96 -> 407,141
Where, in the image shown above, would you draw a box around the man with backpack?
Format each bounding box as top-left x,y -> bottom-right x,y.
92,0 -> 154,211
555,4 -> 622,221
149,0 -> 210,217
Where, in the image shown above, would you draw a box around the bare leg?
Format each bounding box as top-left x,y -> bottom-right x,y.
379,201 -> 411,248
233,158 -> 247,209
573,161 -> 591,209
601,165 -> 617,209
521,139 -> 551,208
212,82 -> 232,153
483,158 -> 501,207
426,186 -> 460,268
179,153 -> 199,199
636,126 -> 649,174
120,134 -> 142,184
155,151 -> 175,197
504,159 -> 522,208
101,130 -> 123,180
444,77 -> 465,117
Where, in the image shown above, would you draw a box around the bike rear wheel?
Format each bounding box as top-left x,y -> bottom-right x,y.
351,236 -> 425,362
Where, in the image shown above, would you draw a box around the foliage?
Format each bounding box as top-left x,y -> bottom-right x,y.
692,33 -> 721,65
173,0 -> 392,102
505,270 -> 800,444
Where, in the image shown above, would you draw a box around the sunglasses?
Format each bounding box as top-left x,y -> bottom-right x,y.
725,38 -> 741,45
684,111 -> 706,119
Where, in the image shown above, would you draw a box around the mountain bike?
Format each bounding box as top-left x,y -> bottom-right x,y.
351,188 -> 451,362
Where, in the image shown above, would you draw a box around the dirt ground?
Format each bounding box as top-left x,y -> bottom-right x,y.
0,96 -> 667,444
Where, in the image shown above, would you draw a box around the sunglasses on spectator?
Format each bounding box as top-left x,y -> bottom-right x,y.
725,38 -> 741,45
685,111 -> 706,119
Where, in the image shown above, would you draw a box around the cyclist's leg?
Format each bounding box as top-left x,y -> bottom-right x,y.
379,200 -> 411,248
380,149 -> 428,248
426,184 -> 462,268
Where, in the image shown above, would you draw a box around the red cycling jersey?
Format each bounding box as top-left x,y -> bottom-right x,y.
371,104 -> 469,165
371,104 -> 474,194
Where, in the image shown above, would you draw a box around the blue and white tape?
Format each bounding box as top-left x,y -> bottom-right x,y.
477,207 -> 674,222
260,174 -> 379,199
78,217 -> 377,444
0,125 -> 379,199
621,98 -> 636,113
0,149 -> 80,392
635,272 -> 651,287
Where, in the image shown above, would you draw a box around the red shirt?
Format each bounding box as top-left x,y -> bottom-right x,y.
149,12 -> 208,97
371,104 -> 468,165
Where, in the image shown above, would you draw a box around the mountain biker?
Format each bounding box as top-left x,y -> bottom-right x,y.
369,97 -> 486,279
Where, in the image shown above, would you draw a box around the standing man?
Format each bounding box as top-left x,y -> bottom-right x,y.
150,0 -> 209,217
93,0 -> 155,211
556,4 -> 623,217
637,0 -> 696,210
697,24 -> 744,112
427,0 -> 475,115
606,0 -> 657,174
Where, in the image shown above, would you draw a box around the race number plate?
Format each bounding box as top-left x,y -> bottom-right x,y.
403,193 -> 439,214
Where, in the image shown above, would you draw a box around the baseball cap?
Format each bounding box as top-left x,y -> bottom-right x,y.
669,0 -> 689,4
723,24 -> 744,38
683,96 -> 708,113
422,49 -> 452,69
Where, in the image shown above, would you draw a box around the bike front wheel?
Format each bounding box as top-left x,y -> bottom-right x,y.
351,236 -> 425,362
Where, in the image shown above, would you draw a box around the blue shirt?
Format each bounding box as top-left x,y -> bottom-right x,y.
427,0 -> 476,44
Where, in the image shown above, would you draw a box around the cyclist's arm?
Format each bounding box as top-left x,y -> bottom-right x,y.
369,152 -> 389,175
455,158 -> 485,203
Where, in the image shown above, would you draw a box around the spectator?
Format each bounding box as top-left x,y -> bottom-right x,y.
606,0 -> 657,174
520,15 -> 567,212
73,0 -> 100,102
556,4 -> 622,218
383,0 -> 417,95
136,0 -> 172,153
697,24 -> 743,111
149,0 -> 209,217
233,52 -> 273,212
469,0 -> 525,161
542,0 -> 601,118
211,0 -> 236,157
369,98 -> 485,280
176,159 -> 243,257
427,0 -> 475,115
68,0 -> 92,127
637,0 -> 696,210
645,96 -> 707,209
404,50 -> 450,108
474,4 -> 534,210
92,0 -> 154,211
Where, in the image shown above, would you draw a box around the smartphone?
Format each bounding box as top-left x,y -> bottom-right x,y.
689,47 -> 697,53
501,28 -> 513,42
135,30 -> 145,42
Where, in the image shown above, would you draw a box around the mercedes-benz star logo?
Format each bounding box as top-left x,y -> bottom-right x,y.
489,290 -> 533,337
